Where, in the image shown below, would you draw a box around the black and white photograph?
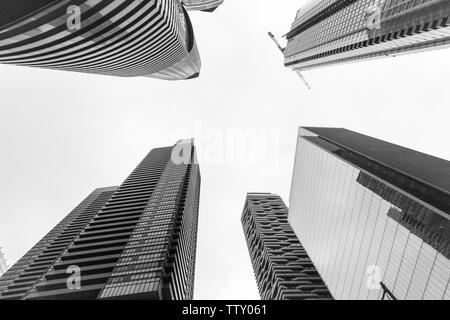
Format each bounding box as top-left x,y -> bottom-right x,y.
0,0 -> 448,312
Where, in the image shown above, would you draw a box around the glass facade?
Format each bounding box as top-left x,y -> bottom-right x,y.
0,186 -> 117,300
0,141 -> 200,300
284,0 -> 450,71
0,0 -> 202,80
100,145 -> 200,300
289,127 -> 450,300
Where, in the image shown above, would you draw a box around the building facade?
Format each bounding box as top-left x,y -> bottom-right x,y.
0,249 -> 7,276
289,127 -> 450,300
284,0 -> 450,71
0,140 -> 201,300
182,0 -> 224,12
242,193 -> 333,300
0,0 -> 201,80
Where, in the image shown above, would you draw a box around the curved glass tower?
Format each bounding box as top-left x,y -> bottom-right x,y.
0,0 -> 201,80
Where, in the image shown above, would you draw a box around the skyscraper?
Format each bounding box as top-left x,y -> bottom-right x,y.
0,249 -> 7,277
284,0 -> 450,71
0,0 -> 202,80
289,127 -> 450,300
241,193 -> 333,300
0,140 -> 201,300
182,0 -> 224,12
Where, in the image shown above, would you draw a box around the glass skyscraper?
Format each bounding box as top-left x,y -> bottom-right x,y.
289,127 -> 449,300
0,140 -> 201,300
284,0 -> 450,71
242,193 -> 333,300
0,0 -> 204,80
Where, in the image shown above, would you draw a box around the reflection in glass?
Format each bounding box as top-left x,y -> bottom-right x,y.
289,129 -> 450,300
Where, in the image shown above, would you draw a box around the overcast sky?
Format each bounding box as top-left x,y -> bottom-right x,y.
1,0 -> 450,300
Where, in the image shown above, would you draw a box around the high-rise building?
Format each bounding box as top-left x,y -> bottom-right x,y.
289,127 -> 450,300
182,0 -> 224,12
0,0 -> 202,80
284,0 -> 450,71
241,193 -> 333,300
0,249 -> 7,276
0,140 -> 201,300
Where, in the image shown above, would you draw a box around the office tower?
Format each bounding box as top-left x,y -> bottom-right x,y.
241,193 -> 333,300
0,140 -> 201,300
0,0 -> 201,80
182,0 -> 224,12
289,127 -> 450,300
0,249 -> 7,276
284,0 -> 450,71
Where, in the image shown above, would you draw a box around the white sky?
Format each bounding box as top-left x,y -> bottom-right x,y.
0,0 -> 450,300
